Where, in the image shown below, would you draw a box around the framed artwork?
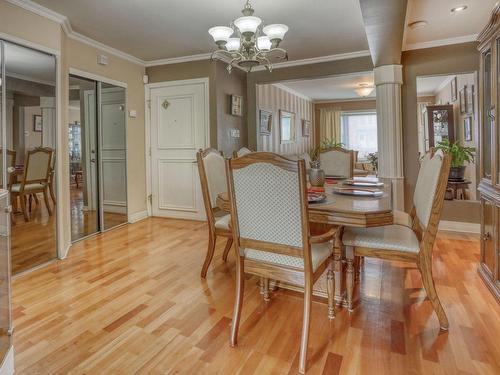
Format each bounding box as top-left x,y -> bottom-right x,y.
302,119 -> 311,137
451,76 -> 457,102
467,84 -> 474,115
33,115 -> 42,132
279,110 -> 295,144
464,116 -> 472,141
459,86 -> 467,114
230,94 -> 243,116
259,109 -> 273,135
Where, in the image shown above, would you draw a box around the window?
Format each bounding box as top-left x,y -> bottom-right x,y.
340,111 -> 377,160
279,110 -> 295,144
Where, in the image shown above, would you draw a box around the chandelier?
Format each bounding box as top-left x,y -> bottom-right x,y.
208,0 -> 289,73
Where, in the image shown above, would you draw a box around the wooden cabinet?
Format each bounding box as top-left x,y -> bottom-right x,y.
478,4 -> 500,303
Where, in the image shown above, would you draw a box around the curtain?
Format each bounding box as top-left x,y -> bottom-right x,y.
319,107 -> 342,143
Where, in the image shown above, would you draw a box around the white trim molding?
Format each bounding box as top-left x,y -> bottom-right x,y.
403,34 -> 478,51
69,68 -> 127,88
272,83 -> 312,102
128,210 -> 149,223
145,53 -> 212,67
438,220 -> 480,234
0,345 -> 14,375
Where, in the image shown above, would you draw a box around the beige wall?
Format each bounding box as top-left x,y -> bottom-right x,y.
0,2 -> 147,256
257,84 -> 314,156
402,42 -> 480,222
23,106 -> 42,150
314,99 -> 376,144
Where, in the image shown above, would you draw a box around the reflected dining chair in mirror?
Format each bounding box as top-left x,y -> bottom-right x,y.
11,148 -> 53,222
342,150 -> 451,330
232,147 -> 253,158
197,148 -> 233,278
48,151 -> 56,206
225,152 -> 337,374
320,147 -> 354,178
0,149 -> 17,189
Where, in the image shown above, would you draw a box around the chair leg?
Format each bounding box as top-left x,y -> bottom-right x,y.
33,193 -> 40,206
419,255 -> 449,330
49,183 -> 56,205
354,255 -> 361,282
43,189 -> 53,216
201,234 -> 216,278
222,237 -> 233,262
230,257 -> 245,347
19,195 -> 29,222
263,278 -> 270,302
327,265 -> 335,320
345,246 -> 355,312
299,279 -> 313,374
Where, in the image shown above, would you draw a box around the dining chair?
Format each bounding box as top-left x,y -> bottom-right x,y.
197,148 -> 233,278
232,147 -> 253,158
342,150 -> 451,330
48,151 -> 56,205
320,147 -> 354,178
0,149 -> 17,188
225,152 -> 337,374
11,147 -> 53,222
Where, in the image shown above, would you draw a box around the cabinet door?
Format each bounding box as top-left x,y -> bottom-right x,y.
481,48 -> 493,180
481,199 -> 496,278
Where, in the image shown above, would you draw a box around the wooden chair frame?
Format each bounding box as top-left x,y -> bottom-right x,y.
320,146 -> 355,178
197,148 -> 233,278
225,152 -> 337,374
344,150 -> 451,330
11,147 -> 53,222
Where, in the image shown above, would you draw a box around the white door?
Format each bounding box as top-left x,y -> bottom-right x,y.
149,78 -> 209,220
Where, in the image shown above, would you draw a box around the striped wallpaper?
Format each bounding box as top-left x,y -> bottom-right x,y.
256,84 -> 315,156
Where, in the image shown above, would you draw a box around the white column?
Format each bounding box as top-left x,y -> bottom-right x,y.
375,64 -> 404,210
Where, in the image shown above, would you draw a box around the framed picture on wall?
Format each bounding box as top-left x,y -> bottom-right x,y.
459,86 -> 467,114
302,119 -> 311,137
464,116 -> 472,141
33,115 -> 42,132
230,94 -> 243,116
279,110 -> 295,144
259,109 -> 272,135
451,76 -> 457,102
467,84 -> 474,115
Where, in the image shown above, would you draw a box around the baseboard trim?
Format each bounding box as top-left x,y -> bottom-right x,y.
128,210 -> 149,223
0,346 -> 14,375
438,220 -> 480,234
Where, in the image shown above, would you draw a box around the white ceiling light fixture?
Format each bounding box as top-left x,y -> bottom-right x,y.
408,20 -> 428,30
354,83 -> 374,97
208,0 -> 289,73
451,5 -> 468,13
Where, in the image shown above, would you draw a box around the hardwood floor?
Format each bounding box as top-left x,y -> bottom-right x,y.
11,218 -> 500,374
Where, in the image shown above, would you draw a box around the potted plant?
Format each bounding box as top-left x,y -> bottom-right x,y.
367,152 -> 378,173
435,139 -> 475,180
308,146 -> 324,186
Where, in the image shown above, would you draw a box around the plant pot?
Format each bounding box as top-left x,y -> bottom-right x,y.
449,166 -> 466,181
309,161 -> 325,187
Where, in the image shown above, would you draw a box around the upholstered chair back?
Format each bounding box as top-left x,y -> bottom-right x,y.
227,153 -> 307,251
320,147 -> 354,178
298,152 -> 312,169
24,148 -> 52,183
0,149 -> 16,186
197,149 -> 226,214
413,150 -> 446,228
236,147 -> 252,157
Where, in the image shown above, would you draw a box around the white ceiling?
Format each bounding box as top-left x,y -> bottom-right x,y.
33,0 -> 369,61
279,72 -> 375,101
405,0 -> 496,47
416,75 -> 455,96
4,41 -> 56,85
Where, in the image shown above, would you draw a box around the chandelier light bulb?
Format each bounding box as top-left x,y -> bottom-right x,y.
263,24 -> 289,41
208,26 -> 234,43
257,36 -> 272,51
234,16 -> 262,35
354,83 -> 374,97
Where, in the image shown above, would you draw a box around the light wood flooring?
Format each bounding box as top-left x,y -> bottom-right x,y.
11,218 -> 500,374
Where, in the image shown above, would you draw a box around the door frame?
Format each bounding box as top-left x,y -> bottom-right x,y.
144,77 -> 210,217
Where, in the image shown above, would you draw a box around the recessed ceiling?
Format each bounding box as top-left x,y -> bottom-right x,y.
405,0 -> 496,47
278,72 -> 375,101
32,0 -> 369,62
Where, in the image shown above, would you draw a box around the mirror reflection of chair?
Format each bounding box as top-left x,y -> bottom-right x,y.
197,148 -> 233,278
225,152 -> 337,374
342,150 -> 451,329
11,148 -> 53,222
320,147 -> 354,178
48,151 -> 56,206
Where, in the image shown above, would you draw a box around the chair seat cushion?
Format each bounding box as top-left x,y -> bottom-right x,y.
11,183 -> 45,193
214,214 -> 231,230
242,241 -> 332,271
393,210 -> 412,227
342,225 -> 420,253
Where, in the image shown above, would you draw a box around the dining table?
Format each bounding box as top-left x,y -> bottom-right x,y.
216,177 -> 394,307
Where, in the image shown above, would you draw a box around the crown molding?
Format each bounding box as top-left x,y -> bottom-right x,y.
403,34 -> 478,51
272,83 -> 312,101
314,96 -> 376,104
144,53 -> 212,67
252,50 -> 372,72
435,75 -> 455,94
